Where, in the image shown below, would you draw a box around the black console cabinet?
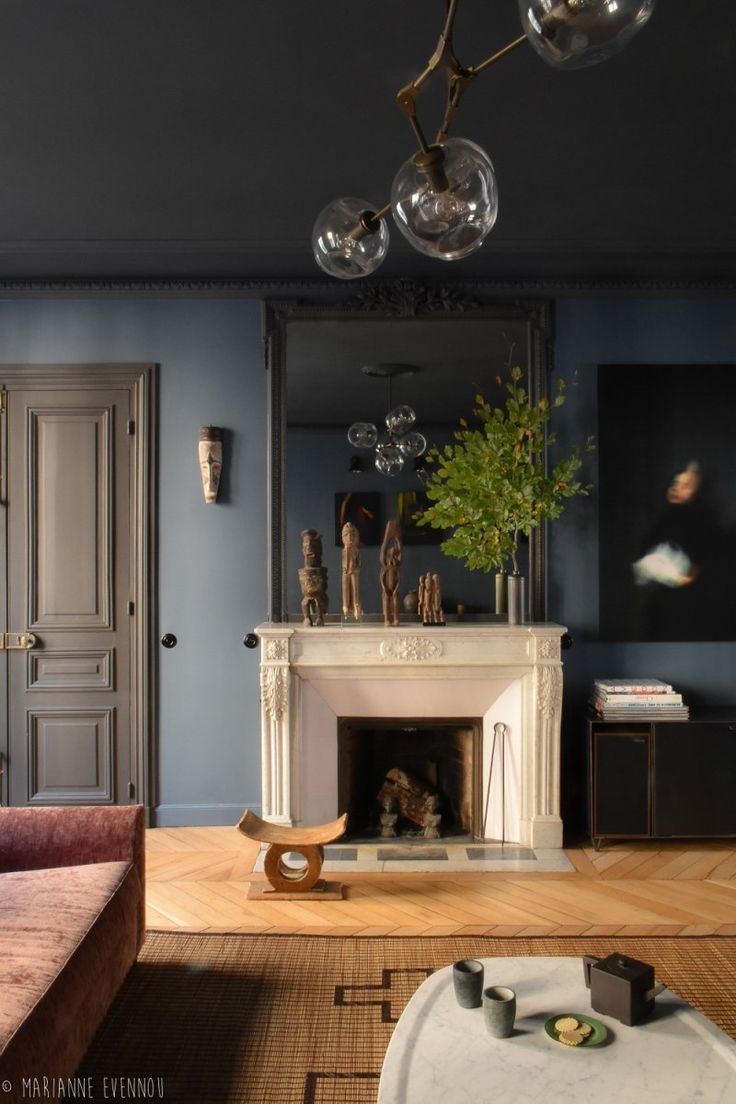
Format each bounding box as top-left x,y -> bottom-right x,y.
587,709 -> 736,848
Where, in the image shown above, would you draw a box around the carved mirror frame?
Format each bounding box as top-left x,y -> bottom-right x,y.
264,279 -> 553,624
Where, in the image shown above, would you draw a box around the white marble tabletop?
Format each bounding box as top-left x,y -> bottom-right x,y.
378,955 -> 736,1104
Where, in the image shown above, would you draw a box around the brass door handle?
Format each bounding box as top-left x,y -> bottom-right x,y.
1,632 -> 38,650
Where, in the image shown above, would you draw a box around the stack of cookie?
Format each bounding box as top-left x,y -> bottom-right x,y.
553,1016 -> 593,1047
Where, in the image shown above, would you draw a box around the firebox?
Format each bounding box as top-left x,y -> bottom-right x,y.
337,717 -> 483,841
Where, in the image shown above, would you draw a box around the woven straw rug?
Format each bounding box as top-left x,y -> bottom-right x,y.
79,932 -> 736,1104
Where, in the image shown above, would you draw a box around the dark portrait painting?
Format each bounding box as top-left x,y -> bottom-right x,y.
396,489 -> 444,545
334,491 -> 381,547
598,364 -> 736,641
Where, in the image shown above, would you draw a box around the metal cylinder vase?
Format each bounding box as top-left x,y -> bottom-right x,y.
507,572 -> 526,625
495,570 -> 507,615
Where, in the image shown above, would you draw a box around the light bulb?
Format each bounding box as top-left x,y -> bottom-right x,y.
347,421 -> 378,448
375,442 -> 405,476
520,0 -> 655,69
391,138 -> 498,260
312,197 -> 389,279
385,404 -> 416,435
398,431 -> 427,459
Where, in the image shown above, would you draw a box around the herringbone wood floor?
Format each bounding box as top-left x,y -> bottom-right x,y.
145,827 -> 736,936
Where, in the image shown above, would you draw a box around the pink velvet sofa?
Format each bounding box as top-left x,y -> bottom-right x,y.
0,805 -> 145,1099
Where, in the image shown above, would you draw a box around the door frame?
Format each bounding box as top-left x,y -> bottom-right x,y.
0,363 -> 157,817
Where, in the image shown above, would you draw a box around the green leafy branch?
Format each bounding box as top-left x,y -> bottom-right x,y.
417,366 -> 595,574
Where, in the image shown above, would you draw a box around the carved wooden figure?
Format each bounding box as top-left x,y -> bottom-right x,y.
298,528 -> 328,626
429,572 -> 445,625
380,519 -> 403,627
341,521 -> 362,620
419,571 -> 445,625
417,573 -> 427,622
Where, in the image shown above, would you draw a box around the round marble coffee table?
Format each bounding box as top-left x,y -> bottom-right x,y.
378,955 -> 736,1103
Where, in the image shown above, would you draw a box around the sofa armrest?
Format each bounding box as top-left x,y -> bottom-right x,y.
0,805 -> 144,873
0,805 -> 146,945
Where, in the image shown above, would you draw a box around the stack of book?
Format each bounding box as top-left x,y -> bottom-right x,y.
589,678 -> 689,721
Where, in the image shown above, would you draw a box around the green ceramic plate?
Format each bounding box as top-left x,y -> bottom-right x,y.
544,1013 -> 608,1048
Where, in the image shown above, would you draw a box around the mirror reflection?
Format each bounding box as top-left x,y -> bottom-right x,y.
267,292 -> 550,622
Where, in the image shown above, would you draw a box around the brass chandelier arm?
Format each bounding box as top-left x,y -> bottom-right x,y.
471,32 -> 529,77
395,0 -> 530,153
435,69 -> 476,147
395,0 -> 463,154
436,34 -> 528,144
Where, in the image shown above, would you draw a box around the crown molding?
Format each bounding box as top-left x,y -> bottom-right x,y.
0,274 -> 735,297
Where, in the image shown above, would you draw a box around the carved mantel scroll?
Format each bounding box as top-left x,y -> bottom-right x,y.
255,621 -> 567,848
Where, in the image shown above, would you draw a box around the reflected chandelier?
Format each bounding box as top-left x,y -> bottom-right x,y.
348,364 -> 427,476
312,0 -> 655,279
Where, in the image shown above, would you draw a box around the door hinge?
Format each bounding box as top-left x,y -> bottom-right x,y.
127,601 -> 135,615
127,781 -> 135,800
127,419 -> 135,435
0,388 -> 5,415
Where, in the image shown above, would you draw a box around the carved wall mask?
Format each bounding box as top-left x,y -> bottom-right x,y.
199,426 -> 224,504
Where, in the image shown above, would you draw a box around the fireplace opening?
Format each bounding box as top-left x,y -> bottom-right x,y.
337,718 -> 483,842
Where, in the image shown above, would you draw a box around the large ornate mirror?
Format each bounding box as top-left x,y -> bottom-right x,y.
265,280 -> 552,624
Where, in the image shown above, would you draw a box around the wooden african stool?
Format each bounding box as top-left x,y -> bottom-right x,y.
238,808 -> 348,900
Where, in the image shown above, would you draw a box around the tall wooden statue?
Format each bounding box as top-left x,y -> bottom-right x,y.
298,529 -> 328,626
380,519 -> 403,627
341,521 -> 362,620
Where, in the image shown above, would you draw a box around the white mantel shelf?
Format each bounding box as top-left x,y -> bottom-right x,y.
255,621 -> 567,850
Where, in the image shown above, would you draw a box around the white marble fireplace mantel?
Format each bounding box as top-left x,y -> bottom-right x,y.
255,621 -> 566,849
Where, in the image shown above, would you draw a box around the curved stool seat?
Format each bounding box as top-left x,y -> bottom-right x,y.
238,808 -> 347,899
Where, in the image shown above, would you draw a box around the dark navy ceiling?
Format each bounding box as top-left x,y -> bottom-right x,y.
0,0 -> 733,281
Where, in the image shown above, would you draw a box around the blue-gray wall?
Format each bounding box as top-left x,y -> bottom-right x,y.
0,298 -> 266,825
550,298 -> 736,827
1,294 -> 733,829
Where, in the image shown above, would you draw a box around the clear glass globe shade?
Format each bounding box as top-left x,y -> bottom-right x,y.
398,431 -> 427,459
375,442 -> 404,476
519,0 -> 655,70
312,197 -> 389,279
385,404 -> 416,435
391,138 -> 498,260
347,421 -> 378,448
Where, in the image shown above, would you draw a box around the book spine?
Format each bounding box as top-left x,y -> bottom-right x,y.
595,693 -> 683,704
594,682 -> 674,693
591,702 -> 686,710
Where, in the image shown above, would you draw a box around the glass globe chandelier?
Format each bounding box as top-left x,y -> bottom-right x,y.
348,364 -> 427,477
312,0 -> 655,279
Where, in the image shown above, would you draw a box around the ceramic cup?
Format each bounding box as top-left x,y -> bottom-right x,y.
482,985 -> 516,1037
452,959 -> 484,1008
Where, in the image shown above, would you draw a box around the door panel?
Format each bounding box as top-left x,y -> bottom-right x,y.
27,708 -> 114,803
30,407 -> 112,627
29,650 -> 113,691
5,385 -> 132,806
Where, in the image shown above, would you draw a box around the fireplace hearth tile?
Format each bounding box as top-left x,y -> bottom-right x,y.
252,842 -> 575,874
466,846 -> 536,861
378,846 -> 448,861
323,847 -> 359,861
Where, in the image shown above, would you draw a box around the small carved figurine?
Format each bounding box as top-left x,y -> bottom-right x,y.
417,574 -> 427,621
380,519 -> 403,627
429,572 -> 445,625
419,572 -> 445,625
378,794 -> 399,838
298,528 -> 328,626
421,793 -> 442,839
341,521 -> 362,620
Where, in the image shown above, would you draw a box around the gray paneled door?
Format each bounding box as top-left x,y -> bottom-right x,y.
0,365 -> 154,809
